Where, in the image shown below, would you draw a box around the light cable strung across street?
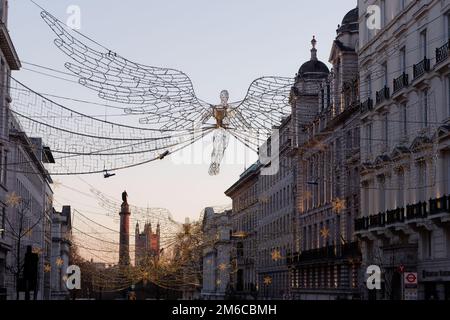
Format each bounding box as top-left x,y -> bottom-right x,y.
8,78 -> 213,175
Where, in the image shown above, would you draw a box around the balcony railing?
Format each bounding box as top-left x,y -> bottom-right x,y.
436,40 -> 449,65
369,212 -> 386,228
413,57 -> 431,80
287,242 -> 360,264
360,98 -> 373,114
406,202 -> 427,220
386,208 -> 405,224
429,195 -> 450,216
355,195 -> 449,232
355,217 -> 369,231
376,86 -> 390,105
393,73 -> 409,94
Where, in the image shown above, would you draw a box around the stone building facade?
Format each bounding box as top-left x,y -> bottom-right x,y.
6,125 -> 55,300
135,222 -> 160,266
356,0 -> 450,300
225,163 -> 259,298
0,0 -> 20,300
256,116 -> 296,300
288,7 -> 363,300
225,116 -> 296,300
51,206 -> 72,300
201,207 -> 232,300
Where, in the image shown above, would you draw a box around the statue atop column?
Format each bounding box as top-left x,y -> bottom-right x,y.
122,190 -> 128,203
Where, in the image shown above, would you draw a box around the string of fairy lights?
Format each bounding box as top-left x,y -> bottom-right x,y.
2,0 -> 447,293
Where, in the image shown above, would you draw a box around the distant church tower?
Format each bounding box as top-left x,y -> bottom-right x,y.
135,220 -> 161,266
119,191 -> 131,266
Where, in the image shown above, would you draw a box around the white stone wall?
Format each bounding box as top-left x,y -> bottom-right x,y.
5,140 -> 49,300
201,208 -> 232,300
358,0 -> 450,300
256,118 -> 296,299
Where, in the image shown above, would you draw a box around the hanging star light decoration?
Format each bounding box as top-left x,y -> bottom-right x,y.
216,279 -> 222,286
320,227 -> 330,240
263,276 -> 272,285
271,249 -> 282,262
218,263 -> 228,272
5,192 -> 22,208
44,264 -> 52,273
39,10 -> 295,176
56,257 -> 64,267
332,198 -> 346,214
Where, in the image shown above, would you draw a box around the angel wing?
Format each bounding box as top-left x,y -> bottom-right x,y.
227,77 -> 294,139
41,10 -> 294,139
41,11 -> 212,131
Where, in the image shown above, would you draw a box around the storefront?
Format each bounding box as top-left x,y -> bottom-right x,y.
419,267 -> 450,300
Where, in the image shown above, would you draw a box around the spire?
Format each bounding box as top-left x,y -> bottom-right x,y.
310,36 -> 318,61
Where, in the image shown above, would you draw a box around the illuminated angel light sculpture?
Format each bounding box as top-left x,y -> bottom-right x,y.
40,11 -> 294,175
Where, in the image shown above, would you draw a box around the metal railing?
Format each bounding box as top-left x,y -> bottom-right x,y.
360,98 -> 373,114
376,86 -> 390,104
393,73 -> 409,93
436,40 -> 450,65
413,57 -> 431,80
355,195 -> 449,232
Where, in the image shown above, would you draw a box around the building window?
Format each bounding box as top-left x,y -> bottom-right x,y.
380,0 -> 386,28
447,13 -> 450,40
365,122 -> 373,156
420,29 -> 427,58
423,230 -> 433,259
397,170 -> 405,209
447,75 -> 450,118
320,88 -> 325,112
422,89 -> 429,128
353,127 -> 359,149
378,177 -> 386,213
444,151 -> 450,195
382,62 -> 388,87
366,75 -> 372,100
400,46 -> 406,74
418,161 -> 427,201
0,149 -> 3,186
400,0 -> 406,11
382,113 -> 389,151
326,84 -> 331,108
401,103 -> 408,138
0,207 -> 5,239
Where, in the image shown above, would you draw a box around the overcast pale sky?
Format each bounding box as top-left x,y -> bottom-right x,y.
8,0 -> 356,260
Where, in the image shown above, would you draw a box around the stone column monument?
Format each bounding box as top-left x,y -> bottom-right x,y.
119,191 -> 131,266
